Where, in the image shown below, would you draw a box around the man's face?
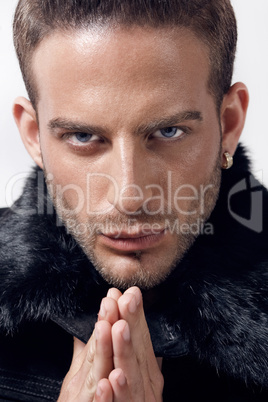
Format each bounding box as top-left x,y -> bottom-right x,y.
33,26 -> 222,289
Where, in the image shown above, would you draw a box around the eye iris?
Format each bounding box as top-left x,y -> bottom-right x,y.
75,133 -> 91,142
160,127 -> 177,138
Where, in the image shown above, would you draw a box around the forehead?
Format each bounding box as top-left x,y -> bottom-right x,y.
32,26 -> 212,119
33,25 -> 210,83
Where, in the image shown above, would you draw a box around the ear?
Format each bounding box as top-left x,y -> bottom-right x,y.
220,82 -> 249,161
13,97 -> 44,169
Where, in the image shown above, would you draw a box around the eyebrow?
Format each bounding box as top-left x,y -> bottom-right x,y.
135,110 -> 203,135
48,110 -> 203,136
48,118 -> 107,135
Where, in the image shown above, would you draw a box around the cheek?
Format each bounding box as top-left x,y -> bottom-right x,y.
41,142 -> 113,214
159,135 -> 220,215
40,137 -> 85,210
161,136 -> 220,190
185,123 -> 221,185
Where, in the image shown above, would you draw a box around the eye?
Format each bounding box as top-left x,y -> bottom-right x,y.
68,132 -> 99,144
152,127 -> 184,139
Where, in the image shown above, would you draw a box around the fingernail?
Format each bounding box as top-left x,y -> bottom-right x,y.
128,295 -> 139,314
122,323 -> 131,342
96,383 -> 103,397
99,299 -> 106,317
116,370 -> 126,387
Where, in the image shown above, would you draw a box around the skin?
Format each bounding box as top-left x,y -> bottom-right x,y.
59,287 -> 164,401
13,26 -> 249,400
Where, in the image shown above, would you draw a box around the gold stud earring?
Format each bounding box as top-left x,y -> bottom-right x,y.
222,152 -> 233,169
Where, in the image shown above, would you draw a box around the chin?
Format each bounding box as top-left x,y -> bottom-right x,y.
89,249 -> 178,290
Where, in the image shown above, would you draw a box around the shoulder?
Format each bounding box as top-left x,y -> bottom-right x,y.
0,208 -> 9,219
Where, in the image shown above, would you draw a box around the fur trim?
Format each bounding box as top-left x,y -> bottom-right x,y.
0,144 -> 267,388
0,172 -> 110,333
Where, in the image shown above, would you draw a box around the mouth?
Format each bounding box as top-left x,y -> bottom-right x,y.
99,228 -> 166,252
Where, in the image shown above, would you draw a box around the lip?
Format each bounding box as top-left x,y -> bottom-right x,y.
99,229 -> 166,252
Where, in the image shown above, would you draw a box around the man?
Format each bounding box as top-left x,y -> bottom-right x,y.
0,0 -> 267,400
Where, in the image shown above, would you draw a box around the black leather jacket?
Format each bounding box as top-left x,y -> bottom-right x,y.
0,145 -> 267,401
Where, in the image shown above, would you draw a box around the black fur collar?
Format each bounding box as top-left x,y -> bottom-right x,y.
0,144 -> 267,387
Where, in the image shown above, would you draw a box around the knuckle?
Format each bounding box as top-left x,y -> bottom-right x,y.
86,341 -> 95,364
137,351 -> 147,368
85,370 -> 96,391
87,350 -> 94,364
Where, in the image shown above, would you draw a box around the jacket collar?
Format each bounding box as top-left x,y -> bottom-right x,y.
0,144 -> 267,386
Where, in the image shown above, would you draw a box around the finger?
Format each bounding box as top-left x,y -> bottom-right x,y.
93,321 -> 114,382
112,320 -> 145,400
109,368 -> 131,402
59,323 -> 112,402
75,378 -> 113,402
98,296 -> 119,324
117,288 -> 163,394
118,288 -> 157,368
94,379 -> 113,402
107,287 -> 122,301
77,319 -> 114,398
76,320 -> 112,399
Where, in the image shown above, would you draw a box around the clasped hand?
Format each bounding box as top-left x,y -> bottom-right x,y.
58,287 -> 164,401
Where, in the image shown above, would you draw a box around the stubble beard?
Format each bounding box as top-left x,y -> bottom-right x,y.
44,157 -> 221,290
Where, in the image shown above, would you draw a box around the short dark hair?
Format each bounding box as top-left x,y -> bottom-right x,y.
13,0 -> 237,111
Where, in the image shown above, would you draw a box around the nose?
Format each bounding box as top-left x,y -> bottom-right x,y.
107,137 -> 155,214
